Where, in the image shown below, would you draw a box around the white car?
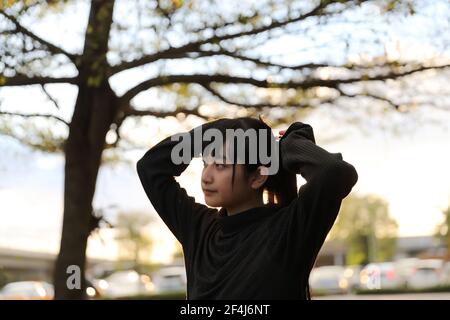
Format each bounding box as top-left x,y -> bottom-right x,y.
0,281 -> 54,300
359,262 -> 404,290
99,270 -> 155,299
441,261 -> 450,285
406,259 -> 444,289
394,258 -> 420,287
343,265 -> 362,292
309,266 -> 348,295
152,266 -> 187,294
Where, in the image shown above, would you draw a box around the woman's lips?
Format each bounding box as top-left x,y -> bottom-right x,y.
203,189 -> 217,195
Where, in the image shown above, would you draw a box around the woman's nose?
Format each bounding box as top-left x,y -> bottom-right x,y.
201,165 -> 213,184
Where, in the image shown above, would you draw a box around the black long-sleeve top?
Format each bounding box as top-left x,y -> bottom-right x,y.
136,120 -> 358,299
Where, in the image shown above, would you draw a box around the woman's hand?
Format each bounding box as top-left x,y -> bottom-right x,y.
277,130 -> 286,140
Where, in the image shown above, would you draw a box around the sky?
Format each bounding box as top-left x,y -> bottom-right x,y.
0,0 -> 449,264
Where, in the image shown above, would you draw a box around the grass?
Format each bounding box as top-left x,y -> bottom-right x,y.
102,286 -> 450,299
355,285 -> 450,295
105,291 -> 187,300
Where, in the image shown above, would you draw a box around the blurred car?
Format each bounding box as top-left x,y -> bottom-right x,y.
85,277 -> 104,299
343,265 -> 362,292
394,257 -> 420,287
98,270 -> 155,299
309,266 -> 348,295
0,281 -> 54,300
359,262 -> 404,290
441,261 -> 450,285
405,259 -> 444,289
152,266 -> 187,294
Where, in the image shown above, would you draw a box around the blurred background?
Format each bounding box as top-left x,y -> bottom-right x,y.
0,0 -> 449,300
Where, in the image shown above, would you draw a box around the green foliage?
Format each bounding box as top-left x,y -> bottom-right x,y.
115,211 -> 155,270
0,0 -> 71,13
329,194 -> 398,265
435,203 -> 450,254
381,0 -> 416,14
356,285 -> 450,295
0,117 -> 66,153
105,291 -> 186,300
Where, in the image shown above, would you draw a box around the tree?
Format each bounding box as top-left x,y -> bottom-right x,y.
329,194 -> 398,265
435,202 -> 450,259
1,0 -> 448,298
114,211 -> 154,273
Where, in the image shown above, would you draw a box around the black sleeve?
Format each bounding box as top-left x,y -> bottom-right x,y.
278,122 -> 358,273
136,120 -> 224,246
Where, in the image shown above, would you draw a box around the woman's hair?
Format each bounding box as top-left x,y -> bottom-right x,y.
205,116 -> 298,208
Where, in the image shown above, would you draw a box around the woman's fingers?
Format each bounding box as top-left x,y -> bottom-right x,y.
276,130 -> 286,140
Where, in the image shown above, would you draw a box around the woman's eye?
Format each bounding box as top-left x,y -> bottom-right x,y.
215,163 -> 226,169
203,160 -> 214,167
203,160 -> 226,169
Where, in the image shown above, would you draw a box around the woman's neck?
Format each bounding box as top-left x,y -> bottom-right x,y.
225,196 -> 265,216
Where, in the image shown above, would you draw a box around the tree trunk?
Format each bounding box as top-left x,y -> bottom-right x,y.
53,0 -> 116,300
54,82 -> 119,299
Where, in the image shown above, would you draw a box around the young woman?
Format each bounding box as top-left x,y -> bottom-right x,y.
137,117 -> 358,299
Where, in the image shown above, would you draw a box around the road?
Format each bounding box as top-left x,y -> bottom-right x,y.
314,292 -> 450,300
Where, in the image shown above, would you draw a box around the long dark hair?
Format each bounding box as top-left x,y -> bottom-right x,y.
205,116 -> 298,207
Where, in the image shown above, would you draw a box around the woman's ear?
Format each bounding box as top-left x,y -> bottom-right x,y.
249,166 -> 269,190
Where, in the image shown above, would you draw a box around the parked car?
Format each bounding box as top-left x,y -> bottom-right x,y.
343,265 -> 362,292
394,257 -> 420,287
0,281 -> 54,300
309,266 -> 348,295
359,262 -> 404,290
98,270 -> 155,299
85,277 -> 104,299
405,259 -> 444,289
441,261 -> 450,285
152,266 -> 187,294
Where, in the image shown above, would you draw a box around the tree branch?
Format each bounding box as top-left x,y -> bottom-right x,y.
196,49 -> 426,72
188,1 -> 334,45
109,51 -> 206,76
124,106 -> 212,121
0,74 -> 78,87
343,64 -> 450,83
113,46 -> 411,79
202,84 -> 318,109
198,49 -> 330,70
40,84 -> 61,109
0,10 -> 78,62
110,0 -> 343,75
188,11 -> 260,34
335,87 -> 401,109
0,111 -> 69,126
120,63 -> 450,103
0,130 -> 64,153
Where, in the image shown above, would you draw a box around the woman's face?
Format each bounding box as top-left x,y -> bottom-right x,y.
201,154 -> 252,209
